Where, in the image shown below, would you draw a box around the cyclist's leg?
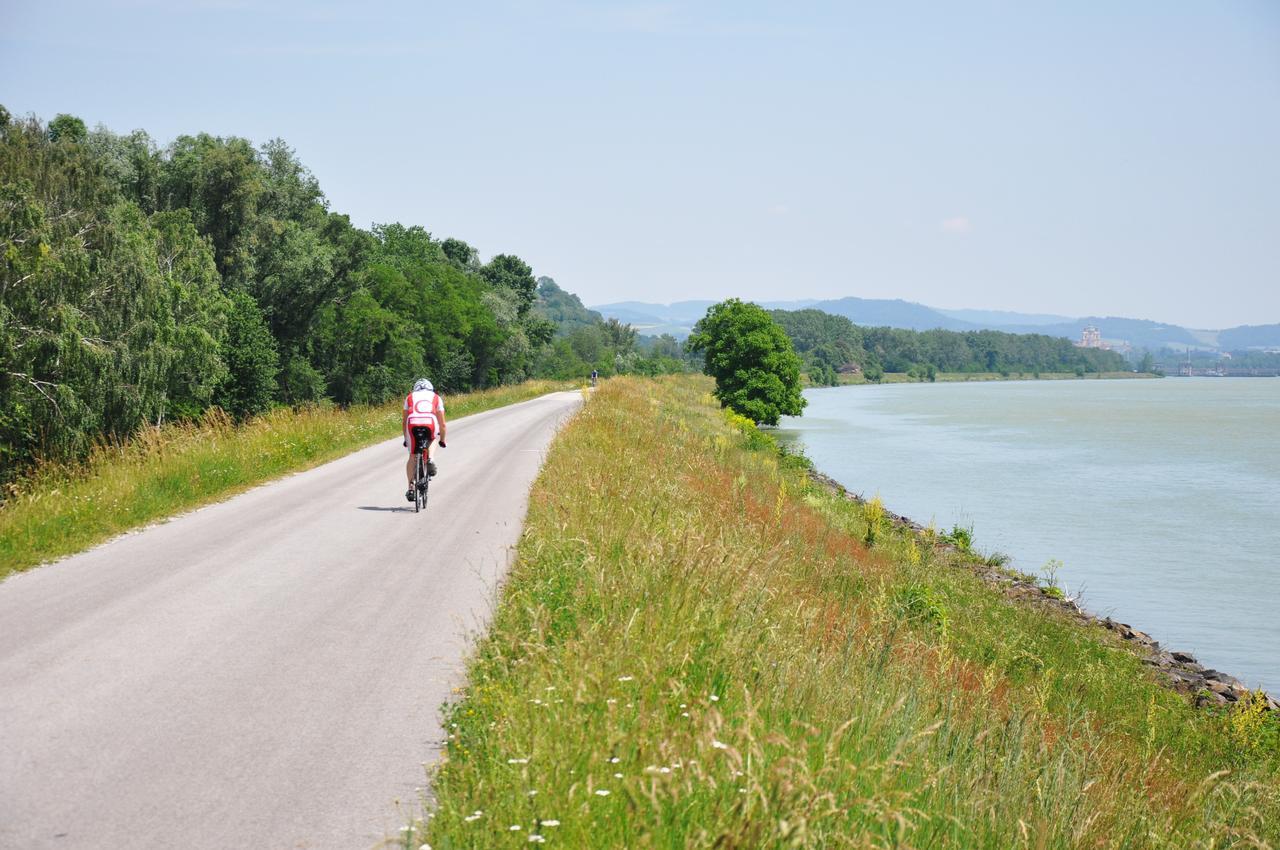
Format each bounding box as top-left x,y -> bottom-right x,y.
425,425 -> 438,476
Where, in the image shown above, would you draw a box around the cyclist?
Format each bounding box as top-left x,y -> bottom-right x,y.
403,378 -> 447,503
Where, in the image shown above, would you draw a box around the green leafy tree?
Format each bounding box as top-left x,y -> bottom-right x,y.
480,254 -> 537,316
215,290 -> 279,419
47,114 -> 87,143
441,237 -> 479,271
687,299 -> 806,425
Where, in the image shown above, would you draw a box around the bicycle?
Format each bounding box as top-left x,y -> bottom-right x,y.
409,426 -> 442,513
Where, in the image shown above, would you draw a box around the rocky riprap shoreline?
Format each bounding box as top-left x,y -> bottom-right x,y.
807,469 -> 1279,713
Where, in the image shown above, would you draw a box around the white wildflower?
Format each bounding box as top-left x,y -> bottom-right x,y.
594,789 -> 610,796
614,772 -> 623,779
710,694 -> 720,702
541,820 -> 561,827
712,740 -> 729,750
528,836 -> 545,844
617,675 -> 634,682
608,757 -> 620,763
509,825 -> 522,831
508,757 -> 530,764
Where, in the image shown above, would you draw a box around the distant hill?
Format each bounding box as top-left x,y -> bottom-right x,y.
590,297 -> 1276,351
535,277 -> 603,334
937,308 -> 1075,327
807,297 -> 976,331
591,299 -> 816,337
1218,323 -> 1280,350
988,317 -> 1203,350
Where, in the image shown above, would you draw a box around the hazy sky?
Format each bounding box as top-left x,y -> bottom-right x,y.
3,1 -> 1278,328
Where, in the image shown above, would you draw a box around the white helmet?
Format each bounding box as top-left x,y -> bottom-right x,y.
413,378 -> 434,393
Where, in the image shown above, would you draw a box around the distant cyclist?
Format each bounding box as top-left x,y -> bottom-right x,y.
590,368 -> 599,388
403,378 -> 447,503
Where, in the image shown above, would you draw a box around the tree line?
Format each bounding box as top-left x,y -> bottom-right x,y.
0,107 -> 677,482
770,308 -> 1129,384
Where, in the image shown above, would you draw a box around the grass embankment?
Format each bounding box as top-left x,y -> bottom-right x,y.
0,381 -> 569,577
415,375 -> 1278,849
829,370 -> 1154,386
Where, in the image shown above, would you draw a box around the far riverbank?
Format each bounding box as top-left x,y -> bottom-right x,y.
812,369 -> 1158,387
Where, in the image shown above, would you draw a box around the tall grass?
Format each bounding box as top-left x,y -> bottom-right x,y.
414,375 -> 1278,849
0,381 -> 569,577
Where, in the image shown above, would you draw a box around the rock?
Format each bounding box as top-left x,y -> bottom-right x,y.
1172,651 -> 1197,663
1197,690 -> 1230,707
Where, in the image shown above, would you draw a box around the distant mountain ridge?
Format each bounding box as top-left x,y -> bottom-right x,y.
590,296 -> 1280,351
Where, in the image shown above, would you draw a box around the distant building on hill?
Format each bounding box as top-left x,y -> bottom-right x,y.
1075,326 -> 1108,350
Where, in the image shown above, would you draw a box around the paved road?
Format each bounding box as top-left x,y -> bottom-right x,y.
0,391 -> 581,850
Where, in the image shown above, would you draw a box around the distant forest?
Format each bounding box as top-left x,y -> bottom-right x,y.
771,309 -> 1129,384
0,107 -> 678,479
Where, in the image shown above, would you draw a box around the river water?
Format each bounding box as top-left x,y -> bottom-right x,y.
777,378 -> 1280,693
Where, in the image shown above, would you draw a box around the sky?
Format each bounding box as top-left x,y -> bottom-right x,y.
2,1 -> 1278,328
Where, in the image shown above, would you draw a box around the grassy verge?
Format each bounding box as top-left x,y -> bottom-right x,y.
0,380 -> 571,577
414,375 -> 1278,849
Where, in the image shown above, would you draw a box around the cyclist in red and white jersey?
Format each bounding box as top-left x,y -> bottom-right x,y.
403,378 -> 447,502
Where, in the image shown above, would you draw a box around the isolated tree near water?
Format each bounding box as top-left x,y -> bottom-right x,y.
687,299 -> 806,426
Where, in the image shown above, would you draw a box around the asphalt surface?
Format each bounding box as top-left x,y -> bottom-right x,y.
0,390 -> 582,850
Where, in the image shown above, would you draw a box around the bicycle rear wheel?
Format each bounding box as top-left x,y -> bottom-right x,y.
414,456 -> 424,513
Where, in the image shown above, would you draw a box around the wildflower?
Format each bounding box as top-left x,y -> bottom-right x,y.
606,698 -> 617,704
712,740 -> 729,750
419,844 -> 432,850
542,820 -> 561,827
614,772 -> 623,779
509,825 -> 522,831
527,789 -> 538,797
710,695 -> 720,702
617,675 -> 634,682
528,836 -> 545,844
594,789 -> 611,796
508,758 -> 530,764
608,757 -> 620,763
681,712 -> 690,718
679,703 -> 687,708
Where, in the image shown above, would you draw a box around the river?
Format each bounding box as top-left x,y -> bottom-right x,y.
777,377 -> 1280,693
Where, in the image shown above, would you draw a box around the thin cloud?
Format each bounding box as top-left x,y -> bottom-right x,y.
576,3 -> 679,33
941,216 -> 972,234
